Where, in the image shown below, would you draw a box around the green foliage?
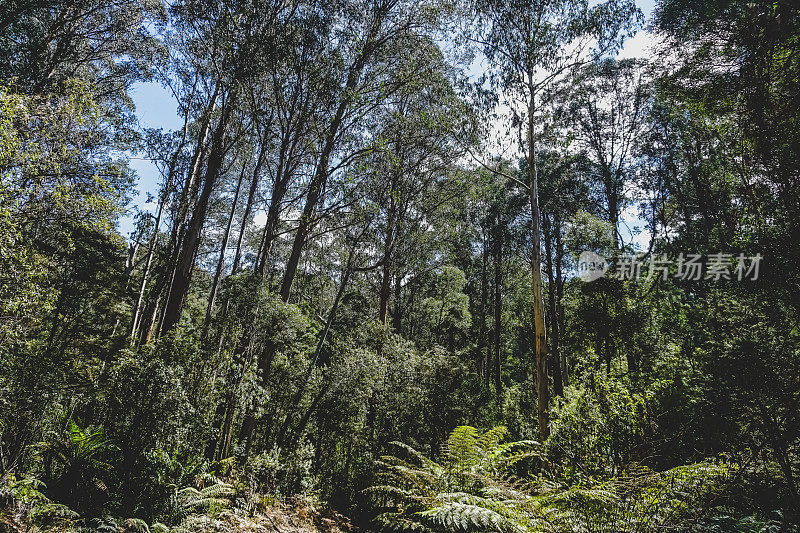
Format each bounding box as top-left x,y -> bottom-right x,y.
370,425 -> 741,532
1,473 -> 80,529
548,377 -> 648,480
1,0 -> 799,529
35,420 -> 117,515
176,482 -> 235,514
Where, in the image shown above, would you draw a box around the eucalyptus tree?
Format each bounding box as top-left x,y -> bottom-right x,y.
360,38 -> 474,328
159,0 -> 300,334
0,0 -> 166,97
470,0 -> 640,437
564,58 -> 650,248
277,0 -> 456,303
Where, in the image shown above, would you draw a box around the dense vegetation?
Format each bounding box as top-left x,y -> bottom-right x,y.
1,0 -> 799,531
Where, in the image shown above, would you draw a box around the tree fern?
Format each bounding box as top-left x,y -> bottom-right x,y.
368,426 -> 733,532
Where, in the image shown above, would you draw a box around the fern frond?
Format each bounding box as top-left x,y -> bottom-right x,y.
442,426 -> 481,471
123,517 -> 150,533
30,502 -> 80,522
476,426 -> 508,453
151,522 -> 170,533
420,502 -> 521,533
375,512 -> 432,531
199,482 -> 235,498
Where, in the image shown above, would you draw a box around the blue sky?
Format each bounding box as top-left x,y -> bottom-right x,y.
121,0 -> 658,248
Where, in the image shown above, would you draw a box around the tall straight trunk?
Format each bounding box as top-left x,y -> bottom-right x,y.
555,213 -> 567,387
526,86 -> 549,439
202,160 -> 246,338
493,229 -> 502,404
161,88 -> 236,334
231,146 -> 265,274
392,270 -> 402,331
217,388 -> 238,461
544,216 -> 563,397
478,231 -> 489,379
378,195 -> 396,324
138,292 -> 162,345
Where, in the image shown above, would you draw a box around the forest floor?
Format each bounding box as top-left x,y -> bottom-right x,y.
0,494 -> 360,533
208,498 -> 359,533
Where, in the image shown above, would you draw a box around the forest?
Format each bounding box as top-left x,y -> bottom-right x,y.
1,0 -> 799,531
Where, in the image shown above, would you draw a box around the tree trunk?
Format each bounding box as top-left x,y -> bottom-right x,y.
478,231 -> 488,379
231,146 -> 266,275
544,216 -> 563,397
527,89 -> 549,439
555,213 -> 567,387
279,24 -> 379,302
392,270 -> 402,331
274,225 -> 366,448
161,88 -> 236,334
378,197 -> 396,325
493,228 -> 503,404
158,87 -> 219,337
202,160 -> 246,339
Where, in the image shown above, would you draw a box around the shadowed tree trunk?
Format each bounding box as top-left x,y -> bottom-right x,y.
478,231 -> 488,379
527,86 -> 549,439
202,159 -> 247,339
162,88 -> 237,334
544,215 -> 563,397
493,226 -> 503,404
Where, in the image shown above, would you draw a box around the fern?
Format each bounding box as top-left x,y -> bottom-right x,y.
177,481 -> 235,511
123,517 -> 151,533
151,522 -> 171,533
369,426 -> 732,532
29,502 -> 80,521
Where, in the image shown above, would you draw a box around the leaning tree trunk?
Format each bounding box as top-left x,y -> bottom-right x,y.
161,88 -> 236,334
279,21 -> 379,302
201,160 -> 246,339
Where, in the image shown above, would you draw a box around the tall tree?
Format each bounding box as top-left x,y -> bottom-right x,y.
472,0 -> 639,437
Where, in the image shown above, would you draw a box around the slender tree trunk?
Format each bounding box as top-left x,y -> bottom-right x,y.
132,111 -> 192,341
131,193 -> 165,341
279,26 -> 379,302
493,229 -> 503,404
544,217 -> 563,397
555,213 -> 567,387
161,88 -> 237,334
255,154 -> 290,276
158,87 -> 220,337
217,390 -> 238,461
202,160 -> 246,339
274,226 -> 366,448
392,270 -> 402,331
478,231 -> 488,379
526,87 -> 549,439
378,197 -> 396,325
231,146 -> 265,275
